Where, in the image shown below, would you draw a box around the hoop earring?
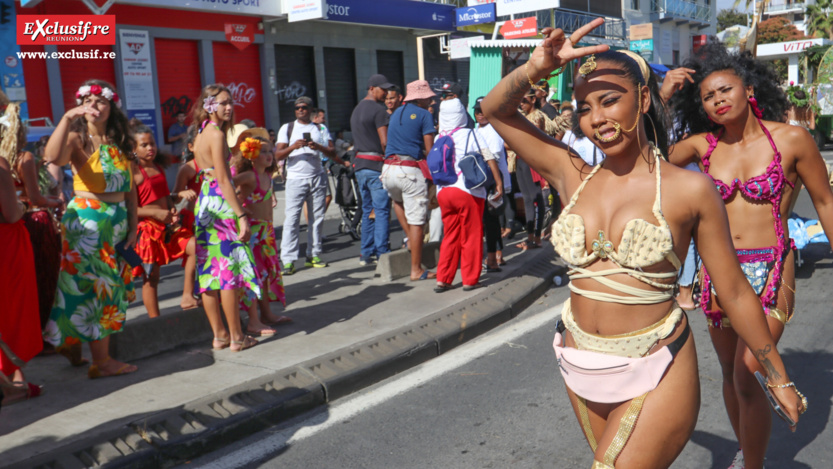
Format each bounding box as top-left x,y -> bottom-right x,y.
645,112 -> 663,162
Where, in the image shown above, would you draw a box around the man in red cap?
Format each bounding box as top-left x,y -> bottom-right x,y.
381,80 -> 438,281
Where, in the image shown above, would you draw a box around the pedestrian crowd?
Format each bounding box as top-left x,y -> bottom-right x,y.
0,22 -> 828,469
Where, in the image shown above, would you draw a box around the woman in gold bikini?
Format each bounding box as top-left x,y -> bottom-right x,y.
481,20 -> 804,468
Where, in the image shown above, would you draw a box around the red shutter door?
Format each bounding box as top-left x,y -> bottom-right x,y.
155,38 -> 202,141
58,45 -> 116,114
19,45 -> 52,123
212,42 -> 264,127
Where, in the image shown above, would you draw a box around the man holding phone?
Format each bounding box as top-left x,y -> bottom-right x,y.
275,96 -> 336,274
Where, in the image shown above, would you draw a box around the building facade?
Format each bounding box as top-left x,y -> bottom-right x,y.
623,0 -> 717,66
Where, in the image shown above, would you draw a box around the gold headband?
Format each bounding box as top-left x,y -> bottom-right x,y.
578,50 -> 651,85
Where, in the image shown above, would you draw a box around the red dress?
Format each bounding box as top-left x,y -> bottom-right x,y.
0,219 -> 43,375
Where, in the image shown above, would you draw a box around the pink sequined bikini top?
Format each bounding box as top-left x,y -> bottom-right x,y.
702,116 -> 794,202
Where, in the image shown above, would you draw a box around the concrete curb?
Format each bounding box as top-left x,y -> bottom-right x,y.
12,250 -> 564,469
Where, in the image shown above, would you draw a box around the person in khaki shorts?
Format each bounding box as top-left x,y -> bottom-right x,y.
381,80 -> 437,281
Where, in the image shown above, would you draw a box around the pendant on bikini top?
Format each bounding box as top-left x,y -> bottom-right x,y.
591,230 -> 615,259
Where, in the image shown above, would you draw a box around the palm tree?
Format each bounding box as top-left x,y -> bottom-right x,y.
806,0 -> 833,39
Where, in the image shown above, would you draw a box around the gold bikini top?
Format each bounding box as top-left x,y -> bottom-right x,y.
552,146 -> 681,304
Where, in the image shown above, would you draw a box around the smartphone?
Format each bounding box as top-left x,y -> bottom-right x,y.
115,238 -> 143,268
755,371 -> 796,426
303,132 -> 312,142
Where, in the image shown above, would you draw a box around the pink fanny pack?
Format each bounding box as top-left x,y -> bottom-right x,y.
552,318 -> 690,403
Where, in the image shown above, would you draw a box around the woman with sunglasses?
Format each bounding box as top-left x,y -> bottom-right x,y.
482,20 -> 803,468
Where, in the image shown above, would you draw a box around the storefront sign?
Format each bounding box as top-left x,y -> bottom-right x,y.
324,0 -> 455,31
0,0 -> 28,119
467,0 -> 495,5
449,36 -> 484,59
495,0 -> 556,17
629,39 -> 653,53
287,0 -> 325,22
119,0 -> 281,17
456,3 -> 495,27
629,23 -> 652,41
693,34 -> 707,53
225,23 -> 254,51
500,16 -> 537,39
118,29 -> 155,110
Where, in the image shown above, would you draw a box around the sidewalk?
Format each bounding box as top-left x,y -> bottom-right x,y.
0,215 -> 562,468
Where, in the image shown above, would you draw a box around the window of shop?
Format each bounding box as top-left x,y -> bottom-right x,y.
213,42 -> 265,127
274,44 -> 317,127
155,39 -> 202,139
58,45 -> 116,115
324,47 -> 357,134
376,50 -> 404,89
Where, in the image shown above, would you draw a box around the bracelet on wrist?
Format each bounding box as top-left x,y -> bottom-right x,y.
236,213 -> 247,219
526,62 -> 565,91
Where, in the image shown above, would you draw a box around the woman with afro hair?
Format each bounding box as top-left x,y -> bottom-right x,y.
667,41 -> 833,469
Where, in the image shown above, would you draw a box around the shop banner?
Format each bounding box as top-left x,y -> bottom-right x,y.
1,0 -> 28,119
118,29 -> 155,110
629,23 -> 652,40
496,0 -> 556,17
449,36 -> 484,59
467,0 -> 495,5
629,39 -> 653,53
225,23 -> 254,51
287,0 -> 325,22
324,0 -> 455,31
693,34 -> 707,53
456,3 -> 495,27
120,0 -> 281,17
500,16 -> 537,39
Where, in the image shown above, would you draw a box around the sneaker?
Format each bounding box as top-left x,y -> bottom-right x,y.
305,256 -> 328,268
359,256 -> 377,266
728,450 -> 744,469
283,262 -> 296,275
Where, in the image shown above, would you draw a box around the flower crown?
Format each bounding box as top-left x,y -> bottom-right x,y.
785,82 -> 813,109
239,137 -> 262,161
76,84 -> 121,108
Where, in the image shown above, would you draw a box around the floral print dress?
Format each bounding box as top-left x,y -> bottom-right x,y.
44,144 -> 136,346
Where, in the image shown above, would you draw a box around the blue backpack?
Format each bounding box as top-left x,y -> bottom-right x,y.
457,131 -> 495,190
426,127 -> 461,186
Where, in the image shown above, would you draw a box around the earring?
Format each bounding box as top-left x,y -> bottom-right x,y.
748,94 -> 763,119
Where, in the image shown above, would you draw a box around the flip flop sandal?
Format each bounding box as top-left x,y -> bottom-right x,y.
88,358 -> 138,379
230,336 -> 258,352
463,283 -> 484,291
411,270 -> 436,281
1,381 -> 42,406
434,283 -> 454,293
212,337 -> 230,350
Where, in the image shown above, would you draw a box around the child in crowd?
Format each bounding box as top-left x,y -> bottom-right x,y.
172,125 -> 203,310
232,130 -> 290,336
131,126 -> 196,318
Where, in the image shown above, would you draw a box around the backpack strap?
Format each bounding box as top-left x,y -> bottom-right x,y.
440,126 -> 463,138
285,121 -> 296,143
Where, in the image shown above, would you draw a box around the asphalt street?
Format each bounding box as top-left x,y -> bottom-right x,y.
180,186 -> 833,469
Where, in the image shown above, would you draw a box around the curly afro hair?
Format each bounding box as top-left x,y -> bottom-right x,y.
669,41 -> 789,140
572,50 -> 672,157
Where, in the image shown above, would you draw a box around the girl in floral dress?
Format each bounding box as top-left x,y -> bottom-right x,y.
231,132 -> 289,337
43,79 -> 139,379
192,84 -> 260,352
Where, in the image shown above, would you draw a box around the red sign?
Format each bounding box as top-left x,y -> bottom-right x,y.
17,15 -> 116,45
225,23 -> 254,51
693,35 -> 707,53
500,17 -> 538,39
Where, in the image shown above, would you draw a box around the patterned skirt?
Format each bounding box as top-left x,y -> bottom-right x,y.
0,219 -> 42,374
44,197 -> 136,347
194,176 -> 261,298
22,210 -> 61,329
241,218 -> 285,309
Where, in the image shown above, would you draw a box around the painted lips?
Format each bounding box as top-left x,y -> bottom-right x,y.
716,106 -> 731,115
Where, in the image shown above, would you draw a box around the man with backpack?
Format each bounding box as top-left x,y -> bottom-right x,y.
431,98 -> 502,293
382,80 -> 437,281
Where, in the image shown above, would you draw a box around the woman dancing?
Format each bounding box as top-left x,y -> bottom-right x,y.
482,21 -> 804,468
667,43 -> 833,469
192,84 -> 260,352
44,79 -> 138,379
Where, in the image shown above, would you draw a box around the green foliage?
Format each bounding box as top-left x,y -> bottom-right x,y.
806,0 -> 833,39
800,45 -> 832,82
718,9 -> 747,32
757,16 -> 804,44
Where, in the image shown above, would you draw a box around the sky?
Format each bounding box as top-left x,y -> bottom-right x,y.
716,0 -> 751,13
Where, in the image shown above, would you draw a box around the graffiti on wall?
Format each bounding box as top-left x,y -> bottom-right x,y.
276,81 -> 307,104
228,82 -> 257,108
161,95 -> 193,119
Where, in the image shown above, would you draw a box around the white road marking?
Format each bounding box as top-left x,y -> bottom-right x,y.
191,302 -> 562,469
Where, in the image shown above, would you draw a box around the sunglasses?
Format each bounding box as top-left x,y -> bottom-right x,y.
295,105 -> 309,110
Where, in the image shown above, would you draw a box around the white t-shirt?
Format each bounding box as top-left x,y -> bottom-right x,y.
476,124 -> 511,191
562,130 -> 606,166
278,120 -> 325,179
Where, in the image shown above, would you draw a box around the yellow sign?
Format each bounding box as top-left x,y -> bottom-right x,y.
459,23 -> 495,34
